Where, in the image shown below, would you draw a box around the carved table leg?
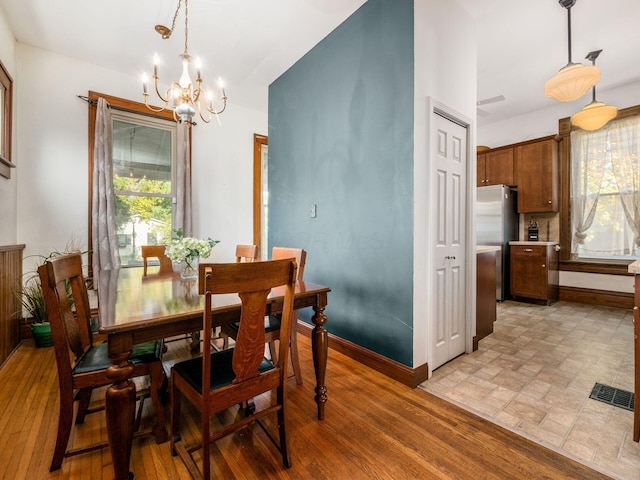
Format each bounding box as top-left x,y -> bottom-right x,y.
106,352 -> 136,480
311,293 -> 328,420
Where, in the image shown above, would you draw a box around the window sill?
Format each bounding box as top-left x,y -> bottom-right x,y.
559,259 -> 634,276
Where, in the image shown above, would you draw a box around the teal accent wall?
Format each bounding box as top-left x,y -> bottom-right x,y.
268,0 -> 414,366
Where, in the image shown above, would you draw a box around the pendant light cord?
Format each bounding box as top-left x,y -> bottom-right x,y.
566,6 -> 573,64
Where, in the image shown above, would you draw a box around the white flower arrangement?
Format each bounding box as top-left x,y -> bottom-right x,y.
165,229 -> 220,267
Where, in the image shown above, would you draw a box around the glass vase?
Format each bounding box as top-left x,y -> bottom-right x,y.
180,255 -> 199,280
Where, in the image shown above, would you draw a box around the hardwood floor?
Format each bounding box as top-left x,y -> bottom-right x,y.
0,334 -> 612,480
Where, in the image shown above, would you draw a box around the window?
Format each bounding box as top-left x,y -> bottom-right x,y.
0,59 -> 13,179
111,112 -> 176,266
87,91 -> 184,275
570,115 -> 640,261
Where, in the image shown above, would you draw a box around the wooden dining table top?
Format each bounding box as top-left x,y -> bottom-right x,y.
96,266 -> 330,335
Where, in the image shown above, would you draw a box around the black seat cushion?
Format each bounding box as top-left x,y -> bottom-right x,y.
72,340 -> 163,375
227,315 -> 282,335
172,348 -> 275,393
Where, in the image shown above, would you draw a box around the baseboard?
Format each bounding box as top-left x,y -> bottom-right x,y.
296,321 -> 428,388
558,285 -> 633,309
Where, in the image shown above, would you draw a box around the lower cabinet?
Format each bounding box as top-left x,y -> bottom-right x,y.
476,249 -> 497,345
510,243 -> 559,305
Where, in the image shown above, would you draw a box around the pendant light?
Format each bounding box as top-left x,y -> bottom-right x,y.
571,50 -> 617,131
544,0 -> 600,102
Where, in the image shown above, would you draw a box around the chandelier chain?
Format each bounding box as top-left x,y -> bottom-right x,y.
184,0 -> 189,55
169,0 -> 182,38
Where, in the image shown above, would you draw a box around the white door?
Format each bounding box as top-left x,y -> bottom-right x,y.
431,112 -> 467,370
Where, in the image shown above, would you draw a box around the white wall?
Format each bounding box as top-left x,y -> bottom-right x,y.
413,0 -> 477,368
0,6 -> 17,246
477,80 -> 640,295
14,43 -> 267,266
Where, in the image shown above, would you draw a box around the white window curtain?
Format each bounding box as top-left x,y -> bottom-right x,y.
174,121 -> 192,237
92,98 -> 121,273
609,117 -> 640,249
571,115 -> 640,256
570,128 -> 606,253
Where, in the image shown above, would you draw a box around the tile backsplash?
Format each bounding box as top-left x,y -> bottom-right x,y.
520,212 -> 559,242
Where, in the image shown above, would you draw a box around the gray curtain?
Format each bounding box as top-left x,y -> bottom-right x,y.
174,121 -> 192,236
91,98 -> 121,274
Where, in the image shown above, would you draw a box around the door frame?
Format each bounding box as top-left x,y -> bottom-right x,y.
252,133 -> 268,260
422,97 -> 476,378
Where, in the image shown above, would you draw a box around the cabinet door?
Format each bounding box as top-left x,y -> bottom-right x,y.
485,148 -> 514,186
516,140 -> 558,212
477,153 -> 486,187
511,247 -> 548,299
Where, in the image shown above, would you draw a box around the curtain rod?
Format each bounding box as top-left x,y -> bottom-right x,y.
76,95 -> 183,123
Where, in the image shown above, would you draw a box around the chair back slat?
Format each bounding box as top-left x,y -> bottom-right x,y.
199,259 -> 297,391
271,247 -> 306,282
44,253 -> 93,360
235,244 -> 258,263
141,245 -> 173,276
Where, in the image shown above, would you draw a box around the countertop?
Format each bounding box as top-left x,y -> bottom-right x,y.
509,241 -> 559,246
628,259 -> 640,274
476,245 -> 500,253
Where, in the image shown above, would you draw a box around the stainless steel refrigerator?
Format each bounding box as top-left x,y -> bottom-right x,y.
476,185 -> 518,301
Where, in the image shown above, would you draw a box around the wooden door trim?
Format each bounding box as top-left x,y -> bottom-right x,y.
253,133 -> 268,259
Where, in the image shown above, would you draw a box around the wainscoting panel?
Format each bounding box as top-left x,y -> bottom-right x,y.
0,244 -> 25,366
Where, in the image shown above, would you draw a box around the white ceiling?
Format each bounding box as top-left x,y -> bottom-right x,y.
1,0 -> 639,126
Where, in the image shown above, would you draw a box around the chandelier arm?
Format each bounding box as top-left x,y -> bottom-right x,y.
192,80 -> 202,103
143,94 -> 168,113
153,76 -> 171,104
204,99 -> 227,116
198,105 -> 212,124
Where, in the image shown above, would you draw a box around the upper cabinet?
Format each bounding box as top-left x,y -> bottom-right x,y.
477,148 -> 514,187
515,138 -> 558,213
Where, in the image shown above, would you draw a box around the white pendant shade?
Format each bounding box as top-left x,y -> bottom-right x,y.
544,63 -> 601,102
571,101 -> 618,131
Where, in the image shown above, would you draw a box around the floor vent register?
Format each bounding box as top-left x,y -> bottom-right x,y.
590,383 -> 634,411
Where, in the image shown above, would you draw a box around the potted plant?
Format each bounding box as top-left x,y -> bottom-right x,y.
15,275 -> 52,347
14,238 -> 87,347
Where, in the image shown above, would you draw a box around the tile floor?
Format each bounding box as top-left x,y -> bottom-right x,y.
420,300 -> 640,480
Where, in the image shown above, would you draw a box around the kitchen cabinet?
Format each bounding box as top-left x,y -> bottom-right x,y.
476,247 -> 497,346
477,148 -> 514,187
515,138 -> 558,212
510,242 -> 559,304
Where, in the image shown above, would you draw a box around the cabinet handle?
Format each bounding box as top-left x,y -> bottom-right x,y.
548,200 -> 552,204
524,248 -> 533,252
542,264 -> 546,268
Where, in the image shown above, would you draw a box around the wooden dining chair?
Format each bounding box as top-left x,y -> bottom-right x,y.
141,244 -> 173,276
38,252 -> 167,471
170,259 -> 298,480
235,244 -> 258,263
222,247 -> 306,384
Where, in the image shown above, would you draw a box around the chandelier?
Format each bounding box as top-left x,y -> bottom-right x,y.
571,50 -> 617,131
544,0 -> 600,103
142,0 -> 227,124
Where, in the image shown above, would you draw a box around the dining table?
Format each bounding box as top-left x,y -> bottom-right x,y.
96,266 -> 331,480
